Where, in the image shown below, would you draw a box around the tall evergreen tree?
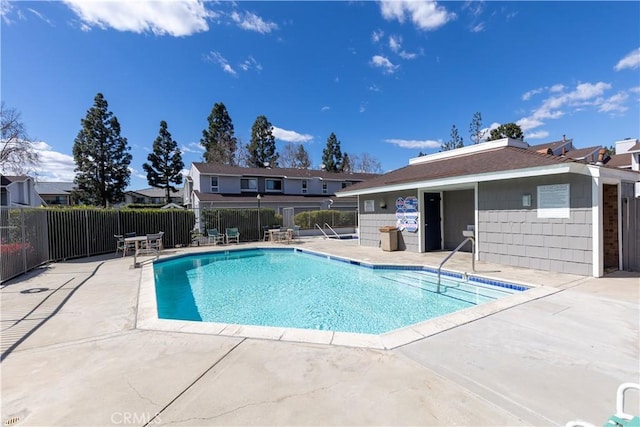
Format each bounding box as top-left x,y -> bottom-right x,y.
143,120 -> 185,204
72,93 -> 131,207
469,111 -> 484,145
487,123 -> 524,141
200,102 -> 237,164
441,124 -> 464,151
247,115 -> 278,168
321,132 -> 343,172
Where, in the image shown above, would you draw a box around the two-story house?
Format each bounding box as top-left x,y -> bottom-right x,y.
184,163 -> 378,214
1,175 -> 43,207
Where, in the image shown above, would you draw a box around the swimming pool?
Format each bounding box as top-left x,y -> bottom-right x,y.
153,248 -> 527,335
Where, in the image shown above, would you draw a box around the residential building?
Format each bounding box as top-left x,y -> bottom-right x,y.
0,175 -> 42,207
184,162 -> 377,214
34,182 -> 76,206
337,138 -> 640,277
123,187 -> 184,206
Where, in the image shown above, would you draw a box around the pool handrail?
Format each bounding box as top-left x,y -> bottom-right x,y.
437,236 -> 475,292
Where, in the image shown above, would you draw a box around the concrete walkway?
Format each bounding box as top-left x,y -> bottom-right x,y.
1,240 -> 638,426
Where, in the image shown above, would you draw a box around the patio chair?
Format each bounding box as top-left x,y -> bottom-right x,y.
140,232 -> 163,259
292,225 -> 301,242
207,228 -> 225,245
114,234 -> 133,257
262,225 -> 271,242
225,227 -> 240,244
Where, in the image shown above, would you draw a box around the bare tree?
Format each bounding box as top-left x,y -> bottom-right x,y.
351,152 -> 383,173
0,102 -> 39,174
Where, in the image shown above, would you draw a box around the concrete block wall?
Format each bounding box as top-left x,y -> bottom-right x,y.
358,191 -> 419,252
478,174 -> 593,276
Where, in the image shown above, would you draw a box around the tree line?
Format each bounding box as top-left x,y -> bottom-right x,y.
2,95 -> 526,208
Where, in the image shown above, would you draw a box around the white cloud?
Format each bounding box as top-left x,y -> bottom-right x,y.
369,84 -> 381,92
389,34 -> 402,52
321,106 -> 330,112
63,0 -> 213,36
398,50 -> 417,60
598,92 -> 629,114
181,142 -> 204,154
629,86 -> 640,94
462,0 -> 485,17
549,84 -> 565,93
359,102 -> 367,113
239,56 -> 262,72
203,51 -> 237,76
30,141 -> 76,182
230,10 -> 278,34
470,22 -> 484,33
385,138 -> 441,149
370,55 -> 399,74
516,117 -> 544,132
379,0 -> 455,31
371,29 -> 384,43
272,126 -> 313,143
27,7 -> 52,25
1,1 -> 15,24
614,48 -> 640,71
522,87 -> 544,101
525,130 -> 550,140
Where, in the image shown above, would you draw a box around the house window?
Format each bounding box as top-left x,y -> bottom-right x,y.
210,176 -> 219,193
302,180 -> 308,194
341,182 -> 351,189
266,179 -> 282,192
322,182 -> 328,194
240,178 -> 258,192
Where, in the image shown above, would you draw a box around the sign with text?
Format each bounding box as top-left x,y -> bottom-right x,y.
537,184 -> 570,218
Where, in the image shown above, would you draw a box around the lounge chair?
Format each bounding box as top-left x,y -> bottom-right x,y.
207,228 -> 225,245
262,225 -> 271,242
225,227 -> 240,244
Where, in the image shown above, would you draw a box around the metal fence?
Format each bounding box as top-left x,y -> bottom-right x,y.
1,206 -> 359,283
1,208 -> 49,283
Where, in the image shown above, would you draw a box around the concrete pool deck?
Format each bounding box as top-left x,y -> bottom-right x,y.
1,239 -> 638,426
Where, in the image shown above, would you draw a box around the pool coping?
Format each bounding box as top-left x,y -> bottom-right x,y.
135,247 -> 562,349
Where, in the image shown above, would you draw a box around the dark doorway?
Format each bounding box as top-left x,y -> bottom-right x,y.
424,192 -> 441,251
603,184 -> 619,270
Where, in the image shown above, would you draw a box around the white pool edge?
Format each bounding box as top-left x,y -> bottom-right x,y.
135,251 -> 561,350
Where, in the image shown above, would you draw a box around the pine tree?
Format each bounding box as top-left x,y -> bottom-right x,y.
200,102 -> 237,165
143,120 -> 185,204
441,124 -> 464,151
247,115 -> 278,168
469,111 -> 484,145
321,132 -> 343,172
72,93 -> 131,207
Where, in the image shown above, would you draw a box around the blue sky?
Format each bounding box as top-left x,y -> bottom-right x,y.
2,1 -> 639,190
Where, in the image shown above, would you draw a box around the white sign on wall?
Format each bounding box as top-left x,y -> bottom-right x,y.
537,184 -> 570,218
364,200 -> 375,212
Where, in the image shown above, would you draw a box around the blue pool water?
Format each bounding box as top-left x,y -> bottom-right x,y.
153,249 -> 525,334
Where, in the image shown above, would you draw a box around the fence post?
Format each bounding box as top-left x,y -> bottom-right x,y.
20,208 -> 27,273
85,210 -> 90,257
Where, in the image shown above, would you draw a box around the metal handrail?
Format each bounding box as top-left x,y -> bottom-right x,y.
314,223 -> 330,238
323,223 -> 340,238
437,236 -> 475,292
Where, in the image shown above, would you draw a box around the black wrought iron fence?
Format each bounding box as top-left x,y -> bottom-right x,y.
1,208 -> 49,283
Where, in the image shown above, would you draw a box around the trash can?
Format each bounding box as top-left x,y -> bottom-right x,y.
379,226 -> 398,251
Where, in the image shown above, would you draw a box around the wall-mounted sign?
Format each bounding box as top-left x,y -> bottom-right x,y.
364,200 -> 375,212
537,184 -> 570,218
395,196 -> 419,232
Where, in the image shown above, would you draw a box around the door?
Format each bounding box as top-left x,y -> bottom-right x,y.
424,193 -> 441,251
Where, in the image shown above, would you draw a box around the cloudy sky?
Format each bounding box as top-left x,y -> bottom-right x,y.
2,1 -> 639,189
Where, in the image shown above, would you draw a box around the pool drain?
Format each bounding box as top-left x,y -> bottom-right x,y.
4,416 -> 20,426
